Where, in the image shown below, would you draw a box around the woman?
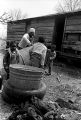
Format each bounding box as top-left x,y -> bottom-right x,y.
29,36 -> 47,68
18,28 -> 35,49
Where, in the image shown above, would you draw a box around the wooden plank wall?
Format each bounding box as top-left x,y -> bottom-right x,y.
7,16 -> 55,47
65,15 -> 81,33
7,22 -> 26,42
26,17 -> 55,45
62,15 -> 81,52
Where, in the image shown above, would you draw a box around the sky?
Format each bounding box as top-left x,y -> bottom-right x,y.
0,0 -> 57,18
0,0 -> 58,38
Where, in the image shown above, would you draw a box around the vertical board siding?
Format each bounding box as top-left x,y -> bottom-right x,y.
7,22 -> 26,42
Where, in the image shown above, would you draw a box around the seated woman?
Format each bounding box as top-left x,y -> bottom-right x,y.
3,41 -> 19,79
29,36 -> 47,68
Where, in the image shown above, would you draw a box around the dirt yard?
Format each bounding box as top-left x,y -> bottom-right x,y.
43,61 -> 81,103
1,61 -> 81,119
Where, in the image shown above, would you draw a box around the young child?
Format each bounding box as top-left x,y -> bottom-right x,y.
3,41 -> 19,79
45,45 -> 56,75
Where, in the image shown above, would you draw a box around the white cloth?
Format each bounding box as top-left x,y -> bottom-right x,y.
18,33 -> 31,49
18,46 -> 32,65
30,42 -> 47,66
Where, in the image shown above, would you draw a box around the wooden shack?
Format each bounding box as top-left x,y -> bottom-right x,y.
61,11 -> 81,61
7,10 -> 81,61
7,13 -> 65,49
7,15 -> 55,46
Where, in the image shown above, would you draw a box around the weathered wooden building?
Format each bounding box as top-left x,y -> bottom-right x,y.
7,13 -> 65,48
7,10 -> 81,61
61,11 -> 81,61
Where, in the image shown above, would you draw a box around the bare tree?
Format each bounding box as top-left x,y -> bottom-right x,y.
8,9 -> 27,21
56,0 -> 81,13
0,9 -> 28,39
0,9 -> 28,24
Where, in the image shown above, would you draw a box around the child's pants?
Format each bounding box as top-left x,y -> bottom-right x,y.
48,60 -> 53,74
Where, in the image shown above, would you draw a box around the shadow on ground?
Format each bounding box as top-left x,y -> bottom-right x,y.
53,59 -> 81,79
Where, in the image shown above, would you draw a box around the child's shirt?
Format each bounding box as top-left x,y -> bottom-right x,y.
45,49 -> 56,65
49,51 -> 56,61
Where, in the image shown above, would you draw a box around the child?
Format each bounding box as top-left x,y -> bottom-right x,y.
3,41 -> 19,79
45,45 -> 56,75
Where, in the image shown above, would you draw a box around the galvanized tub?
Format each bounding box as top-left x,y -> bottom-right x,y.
8,64 -> 44,90
2,81 -> 46,103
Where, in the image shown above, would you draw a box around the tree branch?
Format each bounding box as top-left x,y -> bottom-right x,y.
56,0 -> 81,12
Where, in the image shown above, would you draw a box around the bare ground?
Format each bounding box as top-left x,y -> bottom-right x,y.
43,61 -> 81,103
1,61 -> 81,119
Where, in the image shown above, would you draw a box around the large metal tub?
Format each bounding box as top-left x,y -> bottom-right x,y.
9,64 -> 44,90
